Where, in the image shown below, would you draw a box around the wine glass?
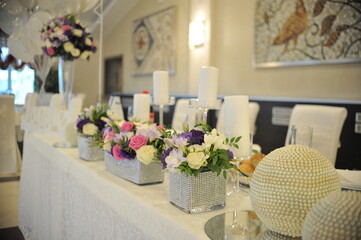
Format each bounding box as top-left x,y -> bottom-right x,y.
127,106 -> 133,121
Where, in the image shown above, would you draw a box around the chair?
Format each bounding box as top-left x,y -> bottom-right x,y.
171,99 -> 202,132
216,102 -> 260,136
285,104 -> 347,165
0,95 -> 21,175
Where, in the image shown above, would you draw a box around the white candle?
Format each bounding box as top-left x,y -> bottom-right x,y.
224,95 -> 251,158
153,71 -> 169,104
133,93 -> 150,123
198,66 -> 219,107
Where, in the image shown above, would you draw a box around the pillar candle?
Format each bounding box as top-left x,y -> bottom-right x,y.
224,95 -> 251,158
133,93 -> 150,123
198,66 -> 219,107
153,71 -> 169,104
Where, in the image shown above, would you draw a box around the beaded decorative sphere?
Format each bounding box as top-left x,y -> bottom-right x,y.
302,191 -> 361,240
250,145 -> 341,237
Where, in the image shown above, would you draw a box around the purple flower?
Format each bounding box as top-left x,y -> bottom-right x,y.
179,132 -> 191,140
189,129 -> 205,145
76,119 -> 91,131
226,150 -> 234,160
95,119 -> 106,131
161,148 -> 173,169
120,149 -> 135,159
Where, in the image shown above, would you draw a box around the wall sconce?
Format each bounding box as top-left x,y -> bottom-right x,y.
189,20 -> 206,49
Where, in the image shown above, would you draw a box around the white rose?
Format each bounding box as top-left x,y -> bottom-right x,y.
64,42 -> 74,52
73,29 -> 83,37
187,152 -> 208,170
79,50 -> 91,60
56,29 -> 64,36
103,142 -> 112,152
100,116 -> 110,123
82,123 -> 98,135
188,144 -> 204,152
71,48 -> 80,57
45,39 -> 52,48
85,37 -> 92,46
203,129 -> 228,150
136,145 -> 157,165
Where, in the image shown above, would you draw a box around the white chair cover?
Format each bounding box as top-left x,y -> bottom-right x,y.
171,99 -> 202,132
216,102 -> 260,136
285,104 -> 347,165
0,95 -> 21,174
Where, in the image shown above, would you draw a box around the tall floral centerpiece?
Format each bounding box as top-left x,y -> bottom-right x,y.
76,104 -> 112,161
161,123 -> 242,213
101,120 -> 170,185
41,13 -> 96,108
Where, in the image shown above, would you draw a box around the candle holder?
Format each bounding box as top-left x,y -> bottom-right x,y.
151,96 -> 175,126
188,98 -> 222,124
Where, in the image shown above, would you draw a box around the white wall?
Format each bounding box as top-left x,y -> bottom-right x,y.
75,0 -> 361,107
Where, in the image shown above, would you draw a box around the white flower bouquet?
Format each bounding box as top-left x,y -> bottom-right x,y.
41,13 -> 96,60
160,123 -> 242,178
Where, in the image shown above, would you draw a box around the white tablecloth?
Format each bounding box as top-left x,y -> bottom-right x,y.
18,133 -> 253,240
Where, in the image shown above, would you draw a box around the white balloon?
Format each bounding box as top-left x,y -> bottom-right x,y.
3,0 -> 24,15
0,9 -> 28,35
37,0 -> 56,11
25,11 -> 52,57
7,32 -> 33,62
79,0 -> 98,13
18,0 -> 38,9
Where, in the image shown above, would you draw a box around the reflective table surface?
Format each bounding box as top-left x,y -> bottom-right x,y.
204,210 -> 302,240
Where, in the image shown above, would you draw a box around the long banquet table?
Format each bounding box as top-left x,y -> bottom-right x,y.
18,132 -> 253,240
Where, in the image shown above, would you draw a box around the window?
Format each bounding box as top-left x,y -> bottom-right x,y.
0,47 -> 35,105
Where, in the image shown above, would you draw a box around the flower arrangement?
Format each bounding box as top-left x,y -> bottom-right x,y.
41,13 -> 96,60
101,120 -> 169,165
160,123 -> 242,178
76,104 -> 112,141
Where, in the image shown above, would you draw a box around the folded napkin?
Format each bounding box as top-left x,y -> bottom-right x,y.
337,169 -> 361,191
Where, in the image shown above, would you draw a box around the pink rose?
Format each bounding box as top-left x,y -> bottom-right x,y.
47,47 -> 55,56
121,122 -> 134,132
104,131 -> 115,141
61,25 -> 72,31
112,144 -> 124,160
129,135 -> 147,151
157,125 -> 166,131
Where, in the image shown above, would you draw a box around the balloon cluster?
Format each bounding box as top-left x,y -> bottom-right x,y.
0,0 -> 98,63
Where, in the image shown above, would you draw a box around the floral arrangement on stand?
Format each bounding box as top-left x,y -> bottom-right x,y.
160,123 -> 243,178
41,13 -> 97,60
101,120 -> 170,165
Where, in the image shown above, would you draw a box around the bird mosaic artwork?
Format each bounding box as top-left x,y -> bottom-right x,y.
273,0 -> 308,51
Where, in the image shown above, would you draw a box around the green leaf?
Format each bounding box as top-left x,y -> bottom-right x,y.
212,155 -> 218,166
223,170 -> 227,179
235,136 -> 242,142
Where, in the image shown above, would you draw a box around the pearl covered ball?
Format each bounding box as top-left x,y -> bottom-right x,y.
250,145 -> 341,237
302,190 -> 361,240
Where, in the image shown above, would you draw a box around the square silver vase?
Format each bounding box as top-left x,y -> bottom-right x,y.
169,171 -> 226,214
104,152 -> 164,185
77,135 -> 104,161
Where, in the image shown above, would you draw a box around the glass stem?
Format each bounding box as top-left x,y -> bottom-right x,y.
159,104 -> 164,126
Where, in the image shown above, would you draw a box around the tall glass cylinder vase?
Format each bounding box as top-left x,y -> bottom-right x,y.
58,56 -> 75,108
